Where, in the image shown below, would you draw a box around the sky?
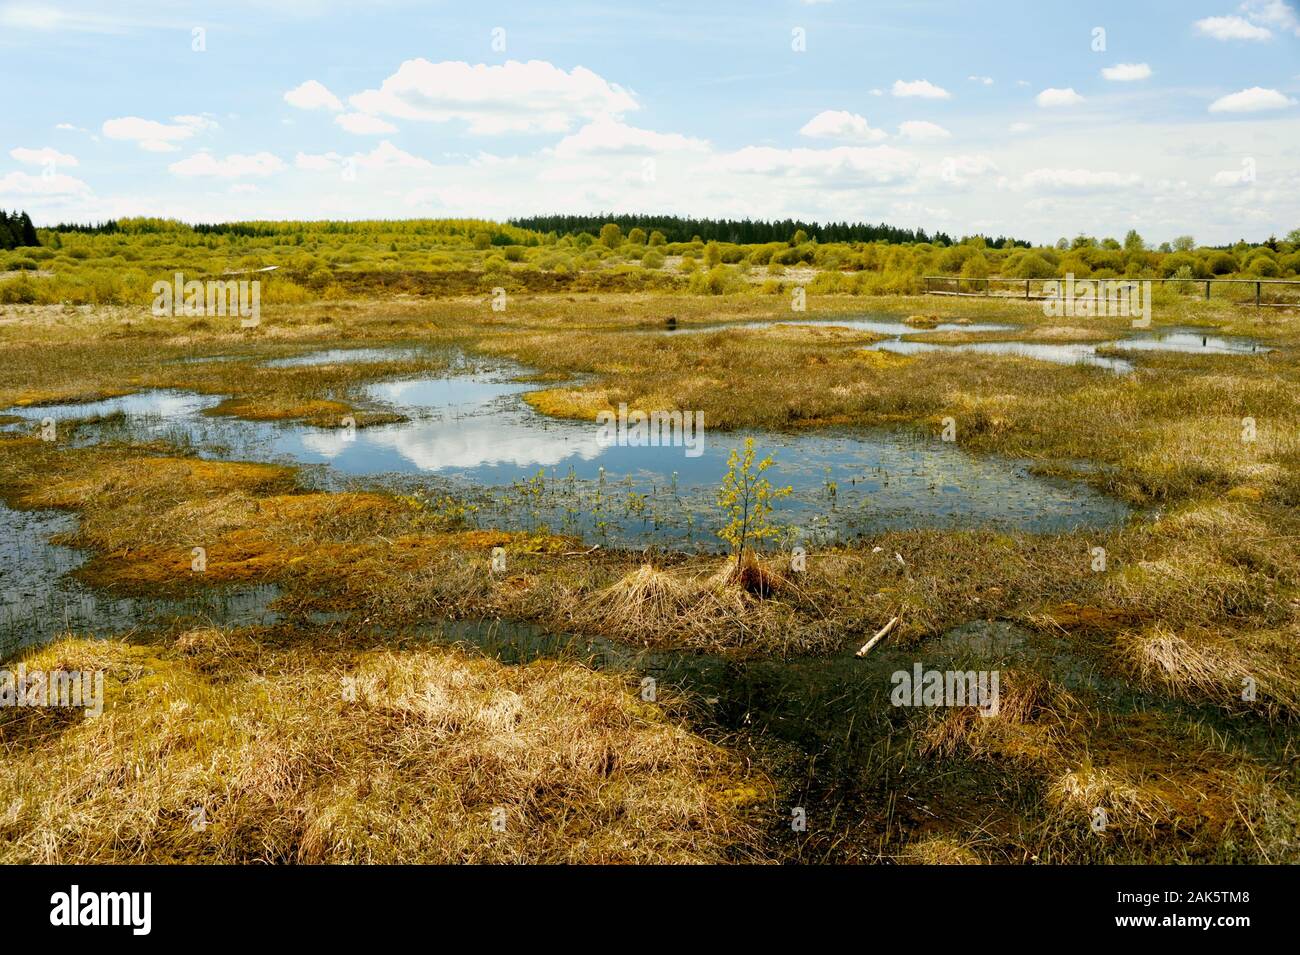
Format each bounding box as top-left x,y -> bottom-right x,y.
1,0 -> 1298,245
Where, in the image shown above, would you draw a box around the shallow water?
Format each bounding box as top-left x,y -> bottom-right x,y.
869,338 -> 1136,373
1107,327 -> 1269,355
0,501 -> 281,658
856,324 -> 1270,372
671,315 -> 1270,373
8,364 -> 1131,546
261,346 -> 432,368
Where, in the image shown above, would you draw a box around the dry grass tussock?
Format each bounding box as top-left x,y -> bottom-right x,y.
0,631 -> 766,863
576,557 -> 837,654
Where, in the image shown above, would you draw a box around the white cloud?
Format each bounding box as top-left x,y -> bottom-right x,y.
891,79 -> 951,99
356,140 -> 432,171
552,118 -> 708,157
1212,165 -> 1255,185
284,80 -> 344,111
0,170 -> 91,197
798,110 -> 887,142
9,146 -> 78,167
1101,63 -> 1152,81
294,151 -> 343,172
1015,168 -> 1141,191
102,115 -> 215,152
1194,15 -> 1272,40
968,75 -> 993,85
1208,86 -> 1297,112
293,141 -> 432,176
537,162 -> 614,183
349,58 -> 637,134
1008,122 -> 1033,133
0,5 -> 168,33
334,112 -> 398,134
712,145 -> 915,187
1036,87 -> 1085,107
1241,0 -> 1300,35
898,120 -> 951,141
925,154 -> 997,184
168,152 -> 286,178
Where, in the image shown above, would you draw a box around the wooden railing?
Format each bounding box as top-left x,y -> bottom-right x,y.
922,275 -> 1300,308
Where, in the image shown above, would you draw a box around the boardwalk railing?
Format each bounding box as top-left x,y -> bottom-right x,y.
922,275 -> 1300,308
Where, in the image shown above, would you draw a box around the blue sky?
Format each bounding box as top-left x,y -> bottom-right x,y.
2,0 -> 1298,243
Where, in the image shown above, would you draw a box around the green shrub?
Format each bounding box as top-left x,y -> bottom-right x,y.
0,276 -> 39,304
1247,256 -> 1280,278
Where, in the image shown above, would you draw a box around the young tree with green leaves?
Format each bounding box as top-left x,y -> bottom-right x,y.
716,438 -> 792,571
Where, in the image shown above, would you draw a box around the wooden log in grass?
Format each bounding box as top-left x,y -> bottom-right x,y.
855,616 -> 899,658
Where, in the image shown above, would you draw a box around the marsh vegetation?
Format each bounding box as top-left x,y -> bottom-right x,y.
1,220 -> 1298,864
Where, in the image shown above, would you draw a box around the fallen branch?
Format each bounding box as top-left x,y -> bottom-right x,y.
855,616 -> 899,658
560,545 -> 602,557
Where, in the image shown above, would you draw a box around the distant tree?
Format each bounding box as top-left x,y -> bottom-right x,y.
1009,252 -> 1056,279
704,241 -> 722,267
648,230 -> 666,246
18,212 -> 38,246
1204,251 -> 1237,275
473,231 -> 492,250
599,223 -> 623,248
1172,235 -> 1196,252
1123,229 -> 1144,253
627,227 -> 646,245
1250,257 -> 1280,276
959,252 -> 989,290
791,229 -> 808,246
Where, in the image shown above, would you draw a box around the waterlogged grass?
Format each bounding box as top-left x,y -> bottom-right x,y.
1,289 -> 1298,863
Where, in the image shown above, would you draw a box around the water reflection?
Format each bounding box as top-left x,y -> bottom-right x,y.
7,363 -> 1131,547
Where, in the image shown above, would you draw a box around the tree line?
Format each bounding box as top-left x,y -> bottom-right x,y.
510,213 -> 1029,248
0,211 -> 39,250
